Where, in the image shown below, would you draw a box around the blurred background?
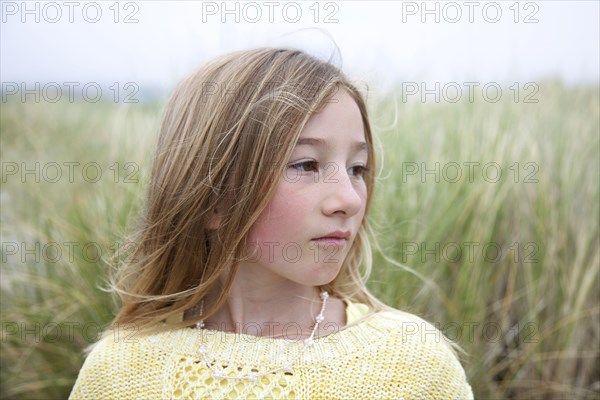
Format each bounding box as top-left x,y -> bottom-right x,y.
1,1 -> 598,398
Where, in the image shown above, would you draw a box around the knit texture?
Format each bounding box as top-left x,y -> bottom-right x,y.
70,301 -> 473,399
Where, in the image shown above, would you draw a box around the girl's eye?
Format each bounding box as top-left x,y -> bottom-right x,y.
348,165 -> 368,178
289,160 -> 319,173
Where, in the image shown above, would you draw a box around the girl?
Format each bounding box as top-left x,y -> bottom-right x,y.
70,47 -> 473,399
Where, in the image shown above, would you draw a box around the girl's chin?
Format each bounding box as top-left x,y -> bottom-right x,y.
302,265 -> 343,287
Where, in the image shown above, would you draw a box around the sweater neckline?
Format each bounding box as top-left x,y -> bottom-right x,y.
146,301 -> 389,365
167,298 -> 370,325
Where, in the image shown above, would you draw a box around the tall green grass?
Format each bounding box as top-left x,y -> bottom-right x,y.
1,82 -> 598,399
369,82 -> 599,399
1,100 -> 159,398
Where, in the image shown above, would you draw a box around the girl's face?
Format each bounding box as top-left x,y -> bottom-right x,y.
242,89 -> 368,288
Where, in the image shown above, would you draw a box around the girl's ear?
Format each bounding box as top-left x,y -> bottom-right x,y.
206,208 -> 222,230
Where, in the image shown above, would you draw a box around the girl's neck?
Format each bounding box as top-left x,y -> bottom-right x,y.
192,280 -> 347,340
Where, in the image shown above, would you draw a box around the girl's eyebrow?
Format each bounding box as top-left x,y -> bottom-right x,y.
296,137 -> 368,153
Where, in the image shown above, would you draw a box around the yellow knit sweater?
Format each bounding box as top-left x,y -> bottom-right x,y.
70,301 -> 473,399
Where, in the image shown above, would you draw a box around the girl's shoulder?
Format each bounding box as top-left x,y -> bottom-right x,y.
346,301 -> 466,363
371,307 -> 459,351
345,300 -> 457,349
335,303 -> 474,398
366,308 -> 474,398
69,328 -> 166,399
377,307 -> 445,332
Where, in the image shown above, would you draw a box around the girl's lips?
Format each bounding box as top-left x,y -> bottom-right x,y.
311,230 -> 351,247
312,237 -> 347,247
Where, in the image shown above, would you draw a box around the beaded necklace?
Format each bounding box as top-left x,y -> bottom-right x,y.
194,290 -> 330,381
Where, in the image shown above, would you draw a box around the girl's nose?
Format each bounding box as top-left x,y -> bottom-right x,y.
320,162 -> 364,217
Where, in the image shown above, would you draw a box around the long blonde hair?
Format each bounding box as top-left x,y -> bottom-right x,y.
110,47 -> 394,334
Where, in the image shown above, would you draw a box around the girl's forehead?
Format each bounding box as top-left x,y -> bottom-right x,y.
298,92 -> 365,140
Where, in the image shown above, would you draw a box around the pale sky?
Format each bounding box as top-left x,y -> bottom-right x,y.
1,1 -> 598,97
